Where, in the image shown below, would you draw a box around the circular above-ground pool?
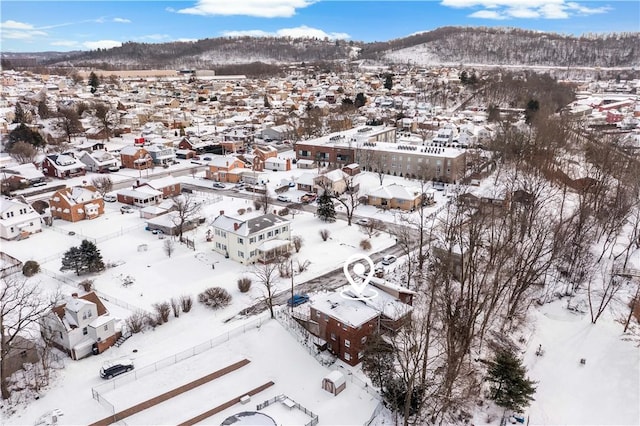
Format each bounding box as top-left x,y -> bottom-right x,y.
221,411 -> 276,425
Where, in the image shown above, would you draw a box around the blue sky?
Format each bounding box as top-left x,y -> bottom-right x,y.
1,0 -> 638,52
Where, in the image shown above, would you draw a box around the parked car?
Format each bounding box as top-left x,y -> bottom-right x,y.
301,193 -> 317,204
100,359 -> 134,379
120,205 -> 134,214
277,195 -> 291,203
103,194 -> 117,203
355,218 -> 370,226
212,182 -> 226,189
234,182 -> 245,189
287,294 -> 310,307
381,255 -> 397,265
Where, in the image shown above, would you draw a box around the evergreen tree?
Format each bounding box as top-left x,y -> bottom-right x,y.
485,349 -> 537,413
13,103 -> 27,124
7,123 -> 45,150
316,192 -> 336,222
88,71 -> 100,94
60,246 -> 84,276
354,92 -> 367,108
79,239 -> 105,274
60,240 -> 105,276
384,74 -> 393,90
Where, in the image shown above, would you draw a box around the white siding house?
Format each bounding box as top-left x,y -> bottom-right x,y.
210,213 -> 291,264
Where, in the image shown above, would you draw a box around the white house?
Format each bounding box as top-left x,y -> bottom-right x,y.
0,197 -> 42,240
40,292 -> 120,360
77,150 -> 119,173
210,213 -> 291,264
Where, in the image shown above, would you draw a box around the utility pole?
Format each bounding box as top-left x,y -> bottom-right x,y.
290,258 -> 294,313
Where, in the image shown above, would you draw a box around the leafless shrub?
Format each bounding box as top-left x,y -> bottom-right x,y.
163,239 -> 175,257
278,259 -> 292,278
22,260 -> 40,277
125,311 -> 146,334
246,207 -> 252,213
254,201 -> 262,211
297,259 -> 311,273
360,239 -> 372,251
237,277 -> 252,293
292,236 -> 304,253
278,207 -> 289,216
153,302 -> 171,323
198,287 -> 232,309
170,297 -> 180,317
143,312 -> 160,329
237,208 -> 246,215
180,295 -> 193,312
320,229 -> 330,241
78,279 -> 93,292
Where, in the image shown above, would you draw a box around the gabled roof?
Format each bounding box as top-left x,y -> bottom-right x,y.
211,213 -> 289,237
367,183 -> 421,200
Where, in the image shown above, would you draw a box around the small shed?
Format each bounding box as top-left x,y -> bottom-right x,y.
322,370 -> 346,396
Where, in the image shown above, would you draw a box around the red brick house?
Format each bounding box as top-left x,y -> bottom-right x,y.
205,156 -> 246,183
120,145 -> 153,170
252,145 -> 278,171
42,154 -> 86,179
134,176 -> 181,198
50,186 -> 104,222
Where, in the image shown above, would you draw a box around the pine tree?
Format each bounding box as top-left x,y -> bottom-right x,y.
316,192 -> 336,222
485,349 -> 537,413
384,74 -> 393,90
60,246 -> 84,276
79,239 -> 105,274
13,103 -> 27,124
60,240 -> 105,276
88,71 -> 100,94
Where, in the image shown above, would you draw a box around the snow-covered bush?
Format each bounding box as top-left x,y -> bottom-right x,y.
198,287 -> 232,309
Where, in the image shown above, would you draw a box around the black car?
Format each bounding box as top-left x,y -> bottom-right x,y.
100,359 -> 134,379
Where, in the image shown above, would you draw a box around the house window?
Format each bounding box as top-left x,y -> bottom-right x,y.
238,251 -> 244,258
345,339 -> 351,348
104,325 -> 108,331
88,311 -> 92,317
316,311 -> 321,318
250,250 -> 256,257
344,352 -> 351,361
250,237 -> 256,243
238,237 -> 244,244
275,229 -> 279,235
267,231 -> 273,237
258,234 -> 264,241
325,314 -> 329,322
358,351 -> 364,360
331,333 -> 336,341
282,226 -> 288,233
361,336 -> 367,344
59,331 -> 63,339
82,327 -> 88,335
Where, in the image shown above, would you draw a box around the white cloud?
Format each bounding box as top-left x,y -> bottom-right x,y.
0,21 -> 48,40
507,7 -> 541,19
176,0 -> 315,18
83,40 -> 122,49
222,25 -> 350,40
1,20 -> 35,30
137,34 -> 171,41
468,10 -> 508,20
441,0 -> 612,20
113,17 -> 132,23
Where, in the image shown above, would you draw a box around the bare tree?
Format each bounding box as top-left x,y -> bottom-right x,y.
170,297 -> 180,317
171,194 -> 202,243
56,106 -> 83,143
325,175 -> 361,226
361,218 -> 386,239
163,239 -> 175,257
93,102 -> 117,141
252,261 -> 280,319
7,141 -> 38,164
319,229 -> 330,241
91,176 -> 113,196
292,236 -> 304,253
153,302 -> 171,323
260,187 -> 271,214
1,276 -> 58,400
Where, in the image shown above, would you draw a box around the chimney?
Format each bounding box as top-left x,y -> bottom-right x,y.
219,210 -> 225,216
234,222 -> 240,231
71,293 -> 78,298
